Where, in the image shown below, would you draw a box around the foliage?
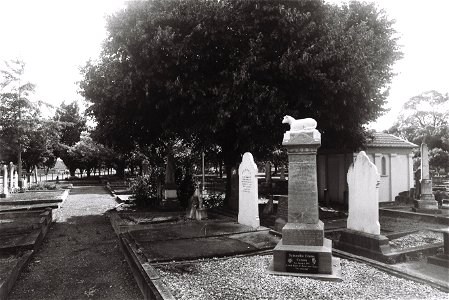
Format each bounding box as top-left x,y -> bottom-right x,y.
80,0 -> 401,204
130,176 -> 156,207
202,192 -> 225,209
0,59 -> 59,172
429,148 -> 449,174
53,101 -> 86,147
388,90 -> 449,171
28,182 -> 58,191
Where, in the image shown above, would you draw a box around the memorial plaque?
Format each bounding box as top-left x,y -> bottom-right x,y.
285,252 -> 319,273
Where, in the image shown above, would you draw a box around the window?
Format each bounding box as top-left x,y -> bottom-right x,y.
381,156 -> 387,176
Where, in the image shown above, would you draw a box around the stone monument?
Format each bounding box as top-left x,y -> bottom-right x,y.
268,116 -> 341,280
9,162 -> 14,191
413,143 -> 439,212
1,165 -> 9,198
161,150 -> 180,210
238,152 -> 260,228
13,170 -> 18,190
336,151 -> 392,260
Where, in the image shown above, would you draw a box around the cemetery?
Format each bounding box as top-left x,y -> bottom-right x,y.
1,0 -> 449,299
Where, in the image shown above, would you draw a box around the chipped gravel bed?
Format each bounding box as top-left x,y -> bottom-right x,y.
389,230 -> 444,250
154,255 -> 447,300
379,216 -> 446,232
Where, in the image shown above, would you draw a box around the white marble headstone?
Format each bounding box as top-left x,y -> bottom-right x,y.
238,152 -> 260,228
347,151 -> 380,235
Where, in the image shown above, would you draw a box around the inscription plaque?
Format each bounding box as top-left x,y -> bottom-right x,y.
241,170 -> 252,193
285,252 -> 319,273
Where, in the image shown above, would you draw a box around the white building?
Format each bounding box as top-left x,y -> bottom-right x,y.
317,132 -> 417,206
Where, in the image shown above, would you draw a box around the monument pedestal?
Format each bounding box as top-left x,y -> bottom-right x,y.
160,185 -> 180,211
268,128 -> 341,281
413,180 -> 439,213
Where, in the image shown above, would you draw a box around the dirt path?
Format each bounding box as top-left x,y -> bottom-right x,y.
9,185 -> 142,300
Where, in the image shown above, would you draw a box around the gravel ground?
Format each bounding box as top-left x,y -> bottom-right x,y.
389,230 -> 444,250
8,185 -> 142,300
155,255 -> 448,300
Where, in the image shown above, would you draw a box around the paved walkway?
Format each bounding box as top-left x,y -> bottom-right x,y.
9,185 -> 142,300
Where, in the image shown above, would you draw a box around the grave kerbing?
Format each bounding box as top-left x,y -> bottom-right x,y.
268,117 -> 341,280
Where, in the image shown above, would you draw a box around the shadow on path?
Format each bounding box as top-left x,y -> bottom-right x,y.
8,185 -> 142,300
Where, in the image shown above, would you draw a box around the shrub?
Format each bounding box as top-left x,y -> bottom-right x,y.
28,182 -> 58,190
202,192 -> 224,209
130,176 -> 156,207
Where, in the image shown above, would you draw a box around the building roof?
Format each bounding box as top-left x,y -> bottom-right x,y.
366,132 -> 418,149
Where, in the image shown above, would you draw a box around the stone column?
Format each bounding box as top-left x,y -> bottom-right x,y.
269,121 -> 341,280
1,165 -> 9,198
413,143 -> 439,212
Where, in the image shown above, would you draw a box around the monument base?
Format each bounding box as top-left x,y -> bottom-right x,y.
195,208 -> 208,220
0,193 -> 9,198
412,199 -> 440,213
428,254 -> 449,268
160,189 -> 180,211
269,238 -> 341,281
336,229 -> 392,260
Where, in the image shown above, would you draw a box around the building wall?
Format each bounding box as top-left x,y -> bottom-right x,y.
318,147 -> 415,205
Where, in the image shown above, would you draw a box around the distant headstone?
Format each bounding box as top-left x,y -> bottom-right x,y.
13,170 -> 18,189
265,162 -> 271,183
142,159 -> 150,176
9,162 -> 14,191
280,166 -> 285,180
347,151 -> 380,235
1,165 -> 9,197
238,152 -> 260,228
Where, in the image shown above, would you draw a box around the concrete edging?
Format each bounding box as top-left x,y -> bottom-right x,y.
118,232 -> 175,300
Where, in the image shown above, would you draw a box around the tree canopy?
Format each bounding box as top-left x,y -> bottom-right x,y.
80,0 -> 402,201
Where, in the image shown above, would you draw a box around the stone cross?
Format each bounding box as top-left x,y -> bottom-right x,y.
421,143 -> 430,180
347,151 -> 381,235
238,152 -> 260,228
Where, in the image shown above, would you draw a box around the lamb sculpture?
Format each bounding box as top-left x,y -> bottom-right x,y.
282,115 -> 317,131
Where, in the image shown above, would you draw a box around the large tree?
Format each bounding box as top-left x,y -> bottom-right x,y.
0,60 -> 57,180
81,0 -> 401,204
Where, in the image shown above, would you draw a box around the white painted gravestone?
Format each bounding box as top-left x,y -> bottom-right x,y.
238,152 -> 260,228
347,151 -> 380,235
336,152 -> 392,260
1,165 -> 9,197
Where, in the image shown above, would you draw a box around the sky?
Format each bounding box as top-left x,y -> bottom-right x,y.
0,0 -> 448,130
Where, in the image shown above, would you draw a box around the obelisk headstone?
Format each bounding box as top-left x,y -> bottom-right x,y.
161,149 -> 180,210
413,143 -> 439,212
268,116 -> 341,280
336,151 -> 392,260
238,152 -> 260,228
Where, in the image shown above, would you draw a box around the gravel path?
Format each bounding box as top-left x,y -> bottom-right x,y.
8,185 -> 142,300
155,255 -> 448,300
